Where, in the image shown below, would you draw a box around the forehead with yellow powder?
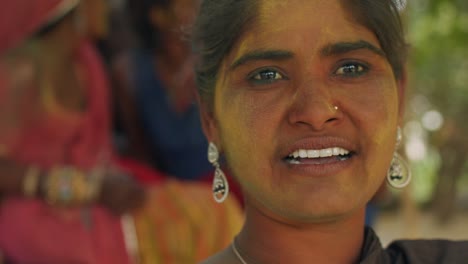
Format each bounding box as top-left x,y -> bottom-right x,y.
221,0 -> 383,77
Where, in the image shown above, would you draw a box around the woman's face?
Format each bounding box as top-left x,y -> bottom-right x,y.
150,0 -> 199,62
202,0 -> 405,224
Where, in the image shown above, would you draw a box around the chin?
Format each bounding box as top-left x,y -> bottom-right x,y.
275,193 -> 366,224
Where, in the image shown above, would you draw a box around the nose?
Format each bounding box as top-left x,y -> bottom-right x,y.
287,80 -> 341,131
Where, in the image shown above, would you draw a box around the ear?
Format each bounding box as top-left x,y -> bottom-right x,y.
197,93 -> 221,149
396,66 -> 408,124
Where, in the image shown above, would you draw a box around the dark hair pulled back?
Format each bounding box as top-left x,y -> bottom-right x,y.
192,0 -> 408,106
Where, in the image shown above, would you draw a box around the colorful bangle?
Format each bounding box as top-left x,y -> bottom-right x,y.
43,166 -> 88,206
42,166 -> 106,206
22,166 -> 40,198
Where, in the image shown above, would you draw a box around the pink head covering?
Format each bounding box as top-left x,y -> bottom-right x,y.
0,0 -> 80,55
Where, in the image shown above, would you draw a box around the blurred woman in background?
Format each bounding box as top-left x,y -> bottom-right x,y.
112,0 -> 212,181
0,1 -> 242,263
0,0 -> 144,263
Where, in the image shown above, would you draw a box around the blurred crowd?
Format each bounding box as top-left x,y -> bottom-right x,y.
0,0 -> 243,263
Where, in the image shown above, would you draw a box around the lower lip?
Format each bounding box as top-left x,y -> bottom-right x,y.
283,155 -> 354,177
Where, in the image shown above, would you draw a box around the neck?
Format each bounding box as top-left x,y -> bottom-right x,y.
39,38 -> 77,90
154,51 -> 181,75
37,15 -> 82,82
38,16 -> 81,68
236,205 -> 366,264
36,19 -> 86,112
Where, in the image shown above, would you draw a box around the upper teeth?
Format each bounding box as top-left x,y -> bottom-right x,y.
289,147 -> 350,159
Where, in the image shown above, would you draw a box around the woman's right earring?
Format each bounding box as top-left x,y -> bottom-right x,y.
208,142 -> 229,203
386,127 -> 411,189
387,152 -> 411,189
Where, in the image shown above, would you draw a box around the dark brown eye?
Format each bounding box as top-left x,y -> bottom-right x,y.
334,63 -> 368,77
251,69 -> 284,82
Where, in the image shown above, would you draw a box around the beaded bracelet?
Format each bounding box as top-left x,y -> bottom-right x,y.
42,166 -> 103,206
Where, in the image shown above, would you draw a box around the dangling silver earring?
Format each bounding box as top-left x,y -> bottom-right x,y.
387,127 -> 411,189
208,142 -> 229,203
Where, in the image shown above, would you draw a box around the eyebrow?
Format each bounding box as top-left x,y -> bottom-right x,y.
229,50 -> 294,71
320,40 -> 386,57
229,40 -> 385,71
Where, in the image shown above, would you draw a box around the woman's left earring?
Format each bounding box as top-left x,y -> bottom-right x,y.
208,142 -> 229,203
387,127 -> 412,189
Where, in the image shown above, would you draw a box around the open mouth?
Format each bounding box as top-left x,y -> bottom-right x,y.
284,147 -> 354,165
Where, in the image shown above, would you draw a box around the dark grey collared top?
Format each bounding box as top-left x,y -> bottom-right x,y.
360,228 -> 468,263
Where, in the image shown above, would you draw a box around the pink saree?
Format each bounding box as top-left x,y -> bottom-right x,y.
0,41 -> 131,264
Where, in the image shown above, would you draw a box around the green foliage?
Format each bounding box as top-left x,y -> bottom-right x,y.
406,0 -> 468,208
408,0 -> 468,119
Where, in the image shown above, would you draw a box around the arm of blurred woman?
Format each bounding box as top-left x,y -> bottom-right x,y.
0,158 -> 41,198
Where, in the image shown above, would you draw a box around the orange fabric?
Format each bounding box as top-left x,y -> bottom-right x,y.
134,180 -> 243,264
